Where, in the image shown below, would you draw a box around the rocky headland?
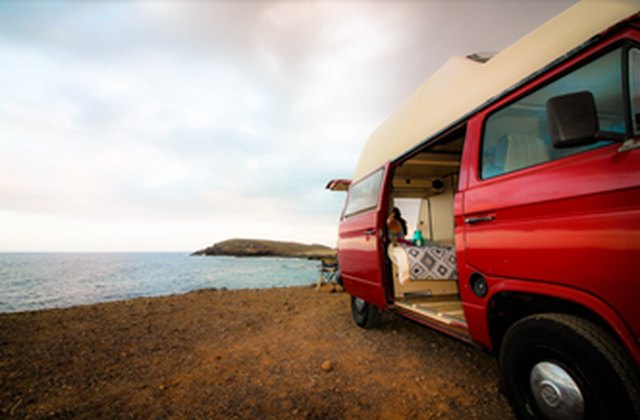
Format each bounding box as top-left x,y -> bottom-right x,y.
191,238 -> 336,260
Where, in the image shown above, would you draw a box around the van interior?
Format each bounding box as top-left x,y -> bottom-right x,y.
386,126 -> 469,339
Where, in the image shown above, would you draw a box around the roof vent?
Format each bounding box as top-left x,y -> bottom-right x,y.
466,52 -> 496,63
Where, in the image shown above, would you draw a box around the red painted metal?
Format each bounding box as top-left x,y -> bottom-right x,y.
337,15 -> 640,364
457,271 -> 640,366
338,164 -> 390,308
461,24 -> 640,349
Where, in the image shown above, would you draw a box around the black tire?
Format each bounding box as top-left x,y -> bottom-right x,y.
350,296 -> 380,329
499,313 -> 640,419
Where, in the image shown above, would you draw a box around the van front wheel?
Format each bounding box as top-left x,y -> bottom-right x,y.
499,313 -> 640,419
350,296 -> 380,329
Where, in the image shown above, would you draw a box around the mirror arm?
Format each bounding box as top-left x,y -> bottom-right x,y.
618,138 -> 640,153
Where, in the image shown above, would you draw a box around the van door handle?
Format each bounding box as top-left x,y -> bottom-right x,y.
364,228 -> 376,235
464,215 -> 496,225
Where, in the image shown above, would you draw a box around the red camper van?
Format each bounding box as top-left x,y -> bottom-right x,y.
332,1 -> 640,418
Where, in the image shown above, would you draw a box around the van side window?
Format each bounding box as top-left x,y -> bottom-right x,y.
629,48 -> 640,134
344,169 -> 384,217
482,48 -> 624,179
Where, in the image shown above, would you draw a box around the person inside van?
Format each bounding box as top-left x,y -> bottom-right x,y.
387,207 -> 409,245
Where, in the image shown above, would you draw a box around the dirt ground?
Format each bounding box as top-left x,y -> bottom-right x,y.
0,286 -> 514,419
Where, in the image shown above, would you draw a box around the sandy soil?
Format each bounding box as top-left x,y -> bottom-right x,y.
0,286 -> 514,419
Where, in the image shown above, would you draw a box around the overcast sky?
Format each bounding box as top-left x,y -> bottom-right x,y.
0,0 -> 576,252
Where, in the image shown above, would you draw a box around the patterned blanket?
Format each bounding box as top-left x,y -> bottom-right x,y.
406,245 -> 458,280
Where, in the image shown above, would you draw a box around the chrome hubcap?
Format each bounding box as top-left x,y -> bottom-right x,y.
354,297 -> 366,312
530,362 -> 584,420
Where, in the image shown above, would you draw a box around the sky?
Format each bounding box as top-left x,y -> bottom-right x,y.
0,0 -> 576,252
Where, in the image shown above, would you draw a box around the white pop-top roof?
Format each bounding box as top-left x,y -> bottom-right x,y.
353,0 -> 640,181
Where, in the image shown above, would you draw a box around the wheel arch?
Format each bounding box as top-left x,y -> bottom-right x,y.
486,281 -> 640,367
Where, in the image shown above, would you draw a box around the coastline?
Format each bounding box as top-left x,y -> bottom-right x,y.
0,286 -> 513,418
0,253 -> 321,314
191,238 -> 336,260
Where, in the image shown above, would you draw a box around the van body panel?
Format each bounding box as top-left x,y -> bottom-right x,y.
460,32 -> 640,340
338,164 -> 390,308
334,7 -> 640,417
486,278 -> 640,366
464,142 -> 640,277
342,29 -> 640,340
459,264 -> 640,366
459,300 -> 490,348
338,211 -> 388,308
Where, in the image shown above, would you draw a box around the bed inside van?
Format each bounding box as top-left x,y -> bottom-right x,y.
386,128 -> 469,337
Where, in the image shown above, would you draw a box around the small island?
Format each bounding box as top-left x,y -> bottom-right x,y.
192,238 -> 336,260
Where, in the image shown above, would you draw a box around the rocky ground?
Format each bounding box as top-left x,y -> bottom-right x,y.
0,286 -> 514,419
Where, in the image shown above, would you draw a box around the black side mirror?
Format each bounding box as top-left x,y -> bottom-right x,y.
546,91 -> 599,149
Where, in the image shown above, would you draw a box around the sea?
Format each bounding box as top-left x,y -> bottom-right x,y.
0,253 -> 322,313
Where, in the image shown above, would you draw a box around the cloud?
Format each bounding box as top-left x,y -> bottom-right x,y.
0,0 -> 576,251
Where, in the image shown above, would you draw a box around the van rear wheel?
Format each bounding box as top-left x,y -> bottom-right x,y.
350,296 -> 380,329
499,313 -> 640,420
